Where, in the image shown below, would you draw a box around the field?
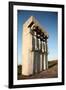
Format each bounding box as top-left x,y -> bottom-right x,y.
18,60 -> 58,80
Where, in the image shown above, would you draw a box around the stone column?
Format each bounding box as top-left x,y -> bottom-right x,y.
32,51 -> 34,74
33,32 -> 36,74
38,37 -> 41,72
34,32 -> 37,50
42,41 -> 44,70
44,40 -> 47,70
37,51 -> 40,73
40,53 -> 42,71
45,39 -> 48,69
34,31 -> 40,74
38,38 -> 40,50
42,41 -> 46,70
40,40 -> 43,71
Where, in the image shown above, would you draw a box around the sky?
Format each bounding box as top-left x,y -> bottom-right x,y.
17,10 -> 58,65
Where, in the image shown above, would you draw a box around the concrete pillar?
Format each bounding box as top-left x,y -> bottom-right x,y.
43,53 -> 46,70
31,51 -> 34,74
43,39 -> 48,70
32,35 -> 35,50
34,32 -> 37,50
42,41 -> 44,52
22,27 -> 33,75
38,38 -> 40,50
45,39 -> 48,69
34,51 -> 38,73
37,52 -> 40,73
28,50 -> 34,75
42,53 -> 44,70
41,41 -> 45,70
40,54 -> 42,71
33,52 -> 35,74
36,37 -> 39,50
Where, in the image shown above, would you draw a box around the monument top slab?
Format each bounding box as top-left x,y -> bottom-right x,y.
23,16 -> 48,37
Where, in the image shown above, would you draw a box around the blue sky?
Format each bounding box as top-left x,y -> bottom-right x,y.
17,10 -> 58,65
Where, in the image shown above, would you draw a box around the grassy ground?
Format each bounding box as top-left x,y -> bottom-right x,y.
18,60 -> 58,80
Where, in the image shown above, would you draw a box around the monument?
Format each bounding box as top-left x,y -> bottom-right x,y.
22,16 -> 48,76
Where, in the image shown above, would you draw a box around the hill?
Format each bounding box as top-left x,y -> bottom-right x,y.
18,60 -> 58,80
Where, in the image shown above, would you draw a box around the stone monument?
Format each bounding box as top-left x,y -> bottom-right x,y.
22,16 -> 48,76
